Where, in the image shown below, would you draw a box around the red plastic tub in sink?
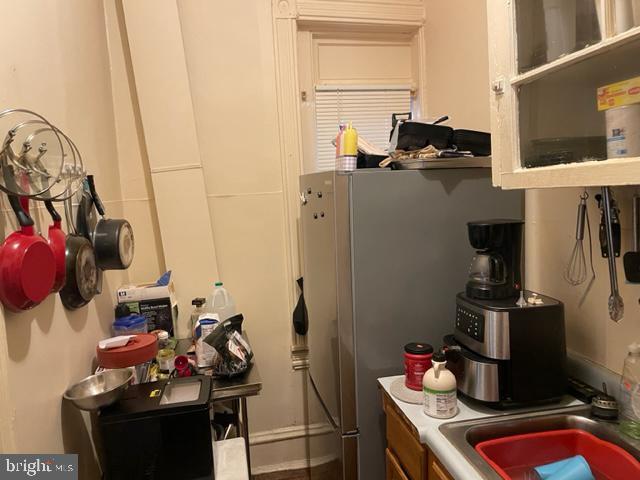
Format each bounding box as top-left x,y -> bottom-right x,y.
475,429 -> 640,480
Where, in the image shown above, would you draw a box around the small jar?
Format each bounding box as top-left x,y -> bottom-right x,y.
155,330 -> 169,349
404,342 -> 433,391
157,348 -> 176,374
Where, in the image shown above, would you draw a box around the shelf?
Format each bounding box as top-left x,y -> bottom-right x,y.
511,25 -> 640,88
499,156 -> 640,189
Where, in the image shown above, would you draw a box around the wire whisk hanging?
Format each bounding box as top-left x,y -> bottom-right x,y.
564,190 -> 595,286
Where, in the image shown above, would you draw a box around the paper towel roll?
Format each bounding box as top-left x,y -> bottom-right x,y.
606,104 -> 640,158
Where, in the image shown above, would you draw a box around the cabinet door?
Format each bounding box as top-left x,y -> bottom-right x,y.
488,0 -> 640,189
384,396 -> 426,480
386,449 -> 410,480
428,450 -> 453,480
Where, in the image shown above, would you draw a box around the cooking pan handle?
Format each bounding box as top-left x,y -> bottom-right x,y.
86,175 -> 105,217
44,200 -> 62,223
64,196 -> 77,235
8,194 -> 34,227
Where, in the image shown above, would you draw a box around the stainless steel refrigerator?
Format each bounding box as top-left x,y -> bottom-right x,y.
300,167 -> 523,480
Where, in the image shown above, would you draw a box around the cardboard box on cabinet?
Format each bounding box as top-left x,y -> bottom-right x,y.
117,281 -> 178,336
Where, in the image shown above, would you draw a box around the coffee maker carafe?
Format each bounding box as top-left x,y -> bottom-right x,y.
466,220 -> 523,300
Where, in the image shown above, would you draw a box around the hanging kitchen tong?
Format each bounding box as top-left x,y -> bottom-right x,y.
601,187 -> 624,322
596,192 -> 621,258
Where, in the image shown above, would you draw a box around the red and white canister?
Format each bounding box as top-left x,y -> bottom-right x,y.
404,342 -> 434,391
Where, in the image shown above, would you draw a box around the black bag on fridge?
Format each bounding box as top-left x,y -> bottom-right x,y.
396,122 -> 453,151
452,129 -> 492,156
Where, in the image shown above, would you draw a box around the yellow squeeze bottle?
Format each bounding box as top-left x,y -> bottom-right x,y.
339,123 -> 358,172
343,123 -> 358,156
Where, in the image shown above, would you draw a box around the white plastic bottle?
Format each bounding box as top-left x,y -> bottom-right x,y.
619,342 -> 640,420
208,281 -> 236,321
194,313 -> 220,368
423,351 -> 458,419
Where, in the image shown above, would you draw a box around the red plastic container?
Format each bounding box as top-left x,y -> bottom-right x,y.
404,343 -> 433,391
97,333 -> 158,369
475,429 -> 640,480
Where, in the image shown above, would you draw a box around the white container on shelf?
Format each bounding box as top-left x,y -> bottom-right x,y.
606,104 -> 640,158
542,0 -> 577,62
207,281 -> 236,321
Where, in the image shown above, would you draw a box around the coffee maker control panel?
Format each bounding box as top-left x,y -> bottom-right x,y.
456,304 -> 485,342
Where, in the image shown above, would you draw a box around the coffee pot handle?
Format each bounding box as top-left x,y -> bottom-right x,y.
490,255 -> 506,283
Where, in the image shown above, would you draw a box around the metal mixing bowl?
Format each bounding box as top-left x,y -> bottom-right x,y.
63,368 -> 134,411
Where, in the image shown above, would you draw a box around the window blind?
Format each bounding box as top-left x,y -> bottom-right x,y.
314,86 -> 412,172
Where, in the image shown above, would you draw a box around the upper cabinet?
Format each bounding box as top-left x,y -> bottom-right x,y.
487,0 -> 640,189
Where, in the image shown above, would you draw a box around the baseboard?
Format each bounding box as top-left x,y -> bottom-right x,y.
249,422 -> 333,446
251,454 -> 337,475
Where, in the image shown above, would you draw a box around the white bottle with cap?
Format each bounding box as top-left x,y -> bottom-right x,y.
620,342 -> 640,420
423,350 -> 458,419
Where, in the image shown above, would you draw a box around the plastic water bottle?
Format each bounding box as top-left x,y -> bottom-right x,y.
620,342 -> 640,420
208,281 -> 236,321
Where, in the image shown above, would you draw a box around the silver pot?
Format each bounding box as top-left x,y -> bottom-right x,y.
63,368 -> 134,411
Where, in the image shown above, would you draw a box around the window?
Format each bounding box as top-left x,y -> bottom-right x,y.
314,85 -> 412,171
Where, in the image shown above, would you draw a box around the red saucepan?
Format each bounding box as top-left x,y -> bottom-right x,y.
45,200 -> 67,292
0,195 -> 56,311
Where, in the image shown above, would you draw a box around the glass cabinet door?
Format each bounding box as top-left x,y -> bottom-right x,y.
511,0 -> 640,169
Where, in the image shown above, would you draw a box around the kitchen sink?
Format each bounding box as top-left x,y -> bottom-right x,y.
439,405 -> 640,479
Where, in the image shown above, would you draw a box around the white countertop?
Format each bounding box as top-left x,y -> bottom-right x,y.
378,375 -> 583,480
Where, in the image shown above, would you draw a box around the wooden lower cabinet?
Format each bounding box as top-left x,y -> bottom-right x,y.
427,452 -> 453,480
383,392 -> 454,480
386,449 -> 410,480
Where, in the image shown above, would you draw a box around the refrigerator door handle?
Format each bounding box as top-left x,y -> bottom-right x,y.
309,372 -> 339,430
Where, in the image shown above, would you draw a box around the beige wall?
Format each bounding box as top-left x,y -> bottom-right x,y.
527,187 -> 640,373
104,0 -> 165,286
0,0 -> 132,476
176,0 -> 309,468
426,0 -> 640,374
423,0 -> 491,131
314,35 -> 415,86
114,0 -> 311,471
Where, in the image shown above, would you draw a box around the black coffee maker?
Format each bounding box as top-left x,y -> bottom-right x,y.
447,218 -> 567,408
466,219 -> 524,300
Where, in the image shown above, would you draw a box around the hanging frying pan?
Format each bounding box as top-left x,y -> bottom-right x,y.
0,195 -> 56,311
76,179 -> 104,294
27,142 -> 69,294
45,200 -> 67,292
86,175 -> 134,270
59,192 -> 98,310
